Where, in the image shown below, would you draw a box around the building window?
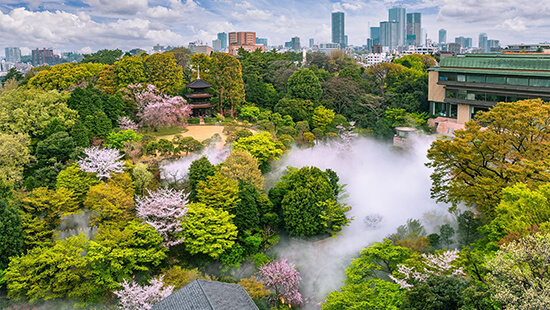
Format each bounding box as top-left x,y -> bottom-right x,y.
446,89 -> 457,99
471,106 -> 489,120
433,102 -> 447,116
467,75 -> 485,83
486,76 -> 506,84
507,77 -> 529,86
529,78 -> 550,87
457,74 -> 466,82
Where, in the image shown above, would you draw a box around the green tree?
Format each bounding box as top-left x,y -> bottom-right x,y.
0,88 -> 76,137
0,133 -> 32,187
28,63 -> 105,91
427,99 -> 550,218
220,149 -> 265,192
106,129 -> 142,149
144,52 -> 183,94
115,56 -> 146,89
389,218 -> 429,253
400,275 -> 470,310
486,233 -> 550,309
232,182 -> 261,234
232,132 -> 284,173
321,76 -> 363,114
173,136 -> 203,156
81,49 -> 123,65
196,172 -> 240,211
287,68 -> 322,102
1,67 -> 23,86
5,234 -> 95,303
187,156 -> 217,202
312,105 -> 335,134
56,164 -> 100,201
179,202 -> 238,259
84,173 -> 135,227
132,163 -> 154,196
274,98 -> 314,122
0,198 -> 23,270
322,278 -> 403,310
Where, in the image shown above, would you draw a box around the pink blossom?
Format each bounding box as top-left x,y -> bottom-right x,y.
77,146 -> 124,179
117,116 -> 139,131
136,188 -> 188,247
258,259 -> 302,306
114,275 -> 174,310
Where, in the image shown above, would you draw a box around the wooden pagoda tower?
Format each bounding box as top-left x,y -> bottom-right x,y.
185,70 -> 213,117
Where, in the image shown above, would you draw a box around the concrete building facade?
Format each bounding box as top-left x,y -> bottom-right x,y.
332,12 -> 345,48
406,13 -> 421,46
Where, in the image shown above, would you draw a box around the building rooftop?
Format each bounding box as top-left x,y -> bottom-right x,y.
151,279 -> 259,310
433,54 -> 550,72
187,78 -> 212,89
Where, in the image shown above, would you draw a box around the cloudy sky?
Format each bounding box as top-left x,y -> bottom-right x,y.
0,0 -> 549,55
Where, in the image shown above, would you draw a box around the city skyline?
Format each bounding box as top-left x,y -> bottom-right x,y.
0,0 -> 549,55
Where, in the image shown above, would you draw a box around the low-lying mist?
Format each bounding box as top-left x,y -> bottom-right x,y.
160,135 -> 452,309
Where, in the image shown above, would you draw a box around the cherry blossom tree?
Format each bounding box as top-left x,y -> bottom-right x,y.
258,259 -> 302,306
335,121 -> 358,153
389,250 -> 465,289
128,83 -> 192,130
114,275 -> 174,310
117,116 -> 138,131
77,146 -> 124,179
136,188 -> 188,247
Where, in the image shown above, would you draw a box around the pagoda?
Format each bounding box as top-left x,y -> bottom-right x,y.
185,69 -> 213,117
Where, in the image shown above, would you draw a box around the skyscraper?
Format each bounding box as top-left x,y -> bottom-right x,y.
217,32 -> 228,50
380,21 -> 399,50
479,33 -> 488,52
309,38 -> 314,48
5,47 -> 21,63
291,37 -> 301,51
256,37 -> 268,47
388,7 -> 406,47
465,38 -> 473,49
332,11 -> 345,47
455,36 -> 466,48
370,27 -> 380,45
406,13 -> 421,46
439,29 -> 447,44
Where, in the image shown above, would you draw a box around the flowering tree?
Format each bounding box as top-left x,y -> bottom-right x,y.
128,83 -> 192,130
117,116 -> 138,131
389,250 -> 465,289
336,122 -> 358,152
77,146 -> 124,179
114,276 -> 174,310
258,259 -> 302,306
136,188 -> 188,247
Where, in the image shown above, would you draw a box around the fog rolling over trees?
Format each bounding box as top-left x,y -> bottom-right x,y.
160,136 -> 451,308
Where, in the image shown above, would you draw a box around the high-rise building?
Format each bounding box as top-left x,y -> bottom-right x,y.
227,32 -> 265,55
5,47 -> 21,63
380,21 -> 399,50
370,27 -> 380,45
479,33 -> 488,52
389,7 -> 406,47
332,12 -> 345,47
406,13 -> 421,46
464,38 -> 473,49
309,38 -> 314,48
439,29 -> 447,44
488,39 -> 500,52
256,37 -> 268,47
455,36 -> 466,48
217,32 -> 228,50
291,37 -> 301,51
212,39 -> 221,52
32,48 -> 61,66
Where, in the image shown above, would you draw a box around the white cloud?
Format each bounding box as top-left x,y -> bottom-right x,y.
83,0 -> 149,15
230,8 -> 272,21
147,0 -> 200,21
496,17 -> 527,32
79,46 -> 93,54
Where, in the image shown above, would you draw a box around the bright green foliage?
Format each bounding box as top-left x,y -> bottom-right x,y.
81,49 -> 123,65
28,63 -> 105,90
287,68 -> 323,102
0,88 -> 76,137
115,56 -> 147,89
487,233 -> 550,309
86,220 -> 167,295
0,133 -> 32,187
384,108 -> 427,128
187,156 -> 217,202
274,98 -> 314,122
393,54 -> 437,72
5,234 -> 94,302
270,166 -> 349,236
56,164 -> 100,201
220,149 -> 265,191
322,278 -> 403,310
132,163 -> 154,196
180,202 -> 238,259
18,187 -> 79,250
106,129 -> 142,149
144,52 -> 183,95
240,105 -> 261,122
84,173 -> 135,227
173,136 -> 203,156
0,199 -> 23,270
232,132 -> 284,173
346,239 -> 414,285
318,199 -> 352,236
156,138 -> 174,157
162,266 -> 207,290
196,172 -> 240,211
312,105 -> 335,133
427,99 -> 550,218
390,218 -> 429,253
400,275 -> 470,310
96,65 -> 118,95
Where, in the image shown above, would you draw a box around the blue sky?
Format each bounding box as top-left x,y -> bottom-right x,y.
0,0 -> 548,55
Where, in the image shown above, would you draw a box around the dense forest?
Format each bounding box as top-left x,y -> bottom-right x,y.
0,47 -> 548,309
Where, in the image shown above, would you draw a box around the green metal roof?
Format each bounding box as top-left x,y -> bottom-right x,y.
434,67 -> 550,78
437,54 -> 550,72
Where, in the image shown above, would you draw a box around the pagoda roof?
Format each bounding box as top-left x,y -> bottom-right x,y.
186,93 -> 213,99
187,78 -> 212,89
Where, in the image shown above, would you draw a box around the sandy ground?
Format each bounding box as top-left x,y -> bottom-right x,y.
158,125 -> 227,143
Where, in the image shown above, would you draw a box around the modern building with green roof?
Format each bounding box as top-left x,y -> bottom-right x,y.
428,54 -> 550,133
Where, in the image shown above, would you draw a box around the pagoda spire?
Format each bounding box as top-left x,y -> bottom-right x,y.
197,64 -> 200,80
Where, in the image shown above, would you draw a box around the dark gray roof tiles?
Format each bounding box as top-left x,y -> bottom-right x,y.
151,279 -> 259,310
